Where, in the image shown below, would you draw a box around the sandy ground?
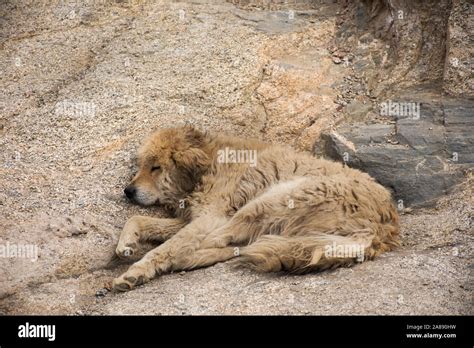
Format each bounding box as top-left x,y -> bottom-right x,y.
0,0 -> 472,315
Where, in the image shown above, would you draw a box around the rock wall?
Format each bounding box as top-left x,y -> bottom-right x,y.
315,0 -> 473,208
444,0 -> 473,97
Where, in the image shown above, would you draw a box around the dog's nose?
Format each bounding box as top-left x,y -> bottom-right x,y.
124,186 -> 136,199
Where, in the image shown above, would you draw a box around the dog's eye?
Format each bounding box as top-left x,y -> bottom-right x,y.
151,165 -> 161,172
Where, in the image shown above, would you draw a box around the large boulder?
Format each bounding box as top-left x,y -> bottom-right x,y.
316,89 -> 473,208
317,0 -> 474,208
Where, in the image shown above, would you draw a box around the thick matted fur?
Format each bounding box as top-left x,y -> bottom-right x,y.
112,126 -> 400,291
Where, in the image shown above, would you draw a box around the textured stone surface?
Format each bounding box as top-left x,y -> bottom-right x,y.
316,0 -> 473,207
333,0 -> 472,98
317,89 -> 473,207
444,0 -> 474,97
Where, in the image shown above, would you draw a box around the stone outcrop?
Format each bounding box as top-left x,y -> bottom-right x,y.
315,0 -> 473,207
317,88 -> 473,207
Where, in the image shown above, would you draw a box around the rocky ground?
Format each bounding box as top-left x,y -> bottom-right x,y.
0,0 -> 472,315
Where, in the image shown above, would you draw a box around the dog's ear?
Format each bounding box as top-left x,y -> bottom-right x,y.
182,125 -> 206,147
172,125 -> 210,174
172,147 -> 210,175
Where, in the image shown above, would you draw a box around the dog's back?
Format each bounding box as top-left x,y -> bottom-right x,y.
192,141 -> 399,273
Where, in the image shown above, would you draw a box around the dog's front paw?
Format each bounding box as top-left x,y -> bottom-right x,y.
115,243 -> 137,259
112,264 -> 154,292
112,274 -> 142,292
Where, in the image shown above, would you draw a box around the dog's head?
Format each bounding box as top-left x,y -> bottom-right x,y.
124,126 -> 211,207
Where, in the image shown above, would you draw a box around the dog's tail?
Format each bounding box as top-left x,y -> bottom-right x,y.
233,231 -> 397,273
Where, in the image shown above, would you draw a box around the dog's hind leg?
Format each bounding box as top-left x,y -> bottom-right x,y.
199,178 -> 310,249
116,216 -> 187,259
234,232 -> 377,273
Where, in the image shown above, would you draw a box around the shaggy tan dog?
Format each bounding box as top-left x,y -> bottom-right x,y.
112,126 -> 400,291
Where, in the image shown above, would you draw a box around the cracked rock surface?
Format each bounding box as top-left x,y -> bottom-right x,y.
318,86 -> 473,207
